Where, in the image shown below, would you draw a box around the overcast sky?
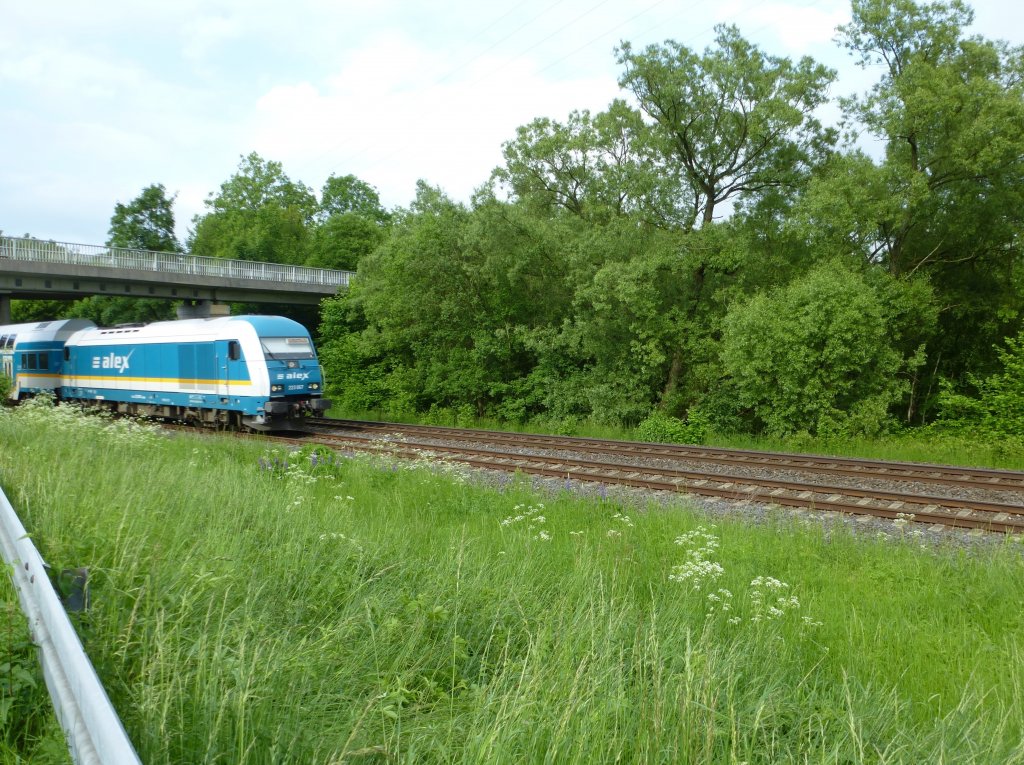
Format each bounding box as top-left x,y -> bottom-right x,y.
2,0 -> 1022,247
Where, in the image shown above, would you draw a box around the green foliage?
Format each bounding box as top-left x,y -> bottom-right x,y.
721,259 -> 928,437
495,100 -> 688,227
834,0 -> 1024,390
307,212 -> 384,271
617,25 -> 836,227
10,299 -> 70,323
65,296 -> 176,327
937,331 -> 1024,437
1,586 -> 62,759
318,174 -> 390,226
635,409 -> 709,444
107,183 -> 181,252
189,152 -> 316,265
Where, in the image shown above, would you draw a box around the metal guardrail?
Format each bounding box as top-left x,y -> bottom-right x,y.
0,236 -> 353,289
0,486 -> 142,765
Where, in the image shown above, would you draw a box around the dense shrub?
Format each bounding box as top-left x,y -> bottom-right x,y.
937,331 -> 1024,437
721,259 -> 926,437
635,410 -> 709,444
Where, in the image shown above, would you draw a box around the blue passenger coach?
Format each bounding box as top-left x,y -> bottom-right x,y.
0,319 -> 96,397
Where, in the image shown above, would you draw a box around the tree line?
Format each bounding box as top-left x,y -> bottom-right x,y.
13,0 -> 1024,439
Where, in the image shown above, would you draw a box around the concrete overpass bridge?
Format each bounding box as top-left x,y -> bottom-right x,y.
0,236 -> 354,323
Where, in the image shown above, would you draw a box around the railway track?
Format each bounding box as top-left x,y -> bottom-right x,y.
309,418 -> 1024,494
297,419 -> 1024,535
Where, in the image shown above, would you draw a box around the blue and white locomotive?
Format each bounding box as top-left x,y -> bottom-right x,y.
0,315 -> 331,430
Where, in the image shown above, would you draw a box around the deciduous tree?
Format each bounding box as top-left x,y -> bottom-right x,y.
190,153 -> 316,264
107,183 -> 181,252
617,26 -> 836,228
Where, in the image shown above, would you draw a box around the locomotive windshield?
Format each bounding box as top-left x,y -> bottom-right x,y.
260,336 -> 316,360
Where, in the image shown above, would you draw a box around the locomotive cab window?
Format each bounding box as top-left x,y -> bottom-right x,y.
228,340 -> 241,361
260,337 -> 315,360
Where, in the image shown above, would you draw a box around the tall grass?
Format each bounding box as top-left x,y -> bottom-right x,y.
1,400 -> 1023,763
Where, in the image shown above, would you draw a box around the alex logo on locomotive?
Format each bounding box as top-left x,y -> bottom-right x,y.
91,351 -> 134,373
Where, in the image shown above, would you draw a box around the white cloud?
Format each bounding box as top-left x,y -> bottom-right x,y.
759,3 -> 851,52
247,32 -> 622,206
181,15 -> 245,66
1,0 -> 1022,245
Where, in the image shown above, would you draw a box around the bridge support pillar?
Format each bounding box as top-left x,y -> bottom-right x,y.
0,294 -> 10,324
176,300 -> 230,320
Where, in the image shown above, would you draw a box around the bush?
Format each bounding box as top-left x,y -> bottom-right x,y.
937,331 -> 1024,437
721,259 -> 926,438
635,410 -> 709,444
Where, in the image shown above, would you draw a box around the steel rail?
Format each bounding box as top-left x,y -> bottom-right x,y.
312,418 -> 1024,494
0,487 -> 142,765
295,431 -> 1024,534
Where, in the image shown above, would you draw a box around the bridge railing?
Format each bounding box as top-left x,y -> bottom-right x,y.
0,236 -> 353,289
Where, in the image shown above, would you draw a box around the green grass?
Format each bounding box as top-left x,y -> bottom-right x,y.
330,406 -> 1024,471
2,400 -> 1024,763
0,579 -> 71,764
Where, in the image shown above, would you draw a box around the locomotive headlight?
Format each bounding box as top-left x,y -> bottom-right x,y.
271,384 -> 283,392
310,383 -> 319,390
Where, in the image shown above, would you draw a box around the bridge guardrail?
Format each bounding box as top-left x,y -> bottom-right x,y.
0,236 -> 353,289
0,485 -> 142,765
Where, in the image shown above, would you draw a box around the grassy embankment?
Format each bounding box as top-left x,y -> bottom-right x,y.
1,399 -> 1023,763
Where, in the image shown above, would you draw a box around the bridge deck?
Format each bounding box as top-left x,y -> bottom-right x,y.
0,237 -> 354,320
